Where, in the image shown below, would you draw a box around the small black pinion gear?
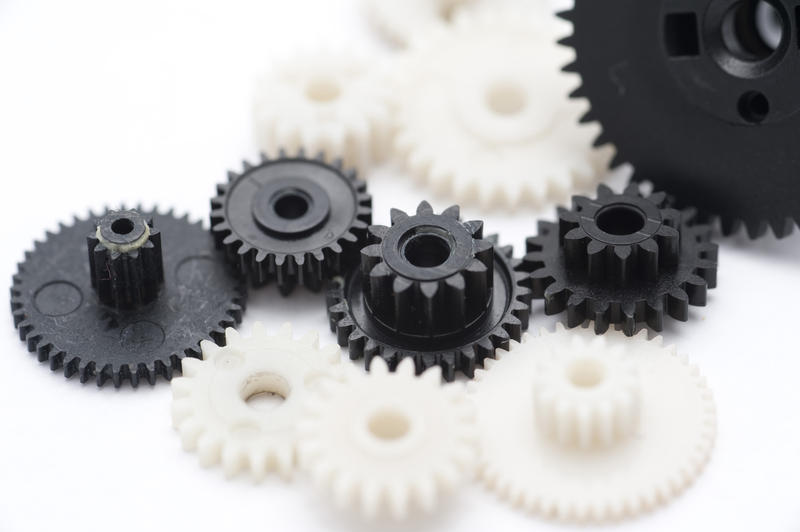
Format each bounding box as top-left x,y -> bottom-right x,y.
10,208 -> 245,387
210,149 -> 372,295
522,185 -> 718,336
559,0 -> 800,238
327,201 -> 531,381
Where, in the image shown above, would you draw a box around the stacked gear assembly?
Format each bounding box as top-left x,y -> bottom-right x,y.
522,185 -> 718,335
210,150 -> 372,295
171,323 -> 341,480
471,326 -> 717,522
298,357 -> 478,520
327,201 -> 531,381
560,0 -> 800,238
10,208 -> 245,387
391,5 -> 610,210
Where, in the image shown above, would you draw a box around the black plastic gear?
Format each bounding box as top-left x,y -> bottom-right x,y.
559,0 -> 800,238
10,208 -> 246,387
327,201 -> 531,381
210,150 -> 372,295
522,185 -> 718,336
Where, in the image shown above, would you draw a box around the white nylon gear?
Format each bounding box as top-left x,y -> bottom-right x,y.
471,325 -> 717,522
298,357 -> 478,520
253,51 -> 392,172
170,323 -> 341,481
363,0 -> 473,48
392,7 -> 612,210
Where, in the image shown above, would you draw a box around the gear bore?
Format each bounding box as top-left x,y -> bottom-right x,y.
327,201 -> 531,381
560,0 -> 800,238
210,150 -> 372,295
10,208 -> 245,387
522,185 -> 718,336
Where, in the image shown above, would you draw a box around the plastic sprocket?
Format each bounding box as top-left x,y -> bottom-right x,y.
210,150 -> 372,295
560,0 -> 800,238
327,201 -> 531,381
10,208 -> 245,387
522,185 -> 718,335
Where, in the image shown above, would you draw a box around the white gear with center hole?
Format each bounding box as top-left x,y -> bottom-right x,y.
253,51 -> 392,171
171,323 -> 341,480
392,7 -> 612,210
298,357 -> 478,520
470,325 -> 717,522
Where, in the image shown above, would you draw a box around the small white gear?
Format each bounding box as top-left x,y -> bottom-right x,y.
363,0 -> 473,47
392,7 -> 612,210
170,323 -> 341,480
253,51 -> 392,172
471,325 -> 717,522
298,357 -> 478,520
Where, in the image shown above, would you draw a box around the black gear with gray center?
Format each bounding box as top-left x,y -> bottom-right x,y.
210,150 -> 372,295
10,208 -> 245,387
560,0 -> 800,238
327,201 -> 531,381
522,185 -> 718,336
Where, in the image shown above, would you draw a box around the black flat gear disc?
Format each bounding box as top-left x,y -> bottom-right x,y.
10,208 -> 246,387
327,201 -> 531,381
560,0 -> 800,238
210,150 -> 372,294
522,185 -> 718,336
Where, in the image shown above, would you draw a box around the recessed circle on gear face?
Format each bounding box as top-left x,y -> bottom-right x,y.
175,256 -> 217,287
120,320 -> 166,352
33,281 -> 83,317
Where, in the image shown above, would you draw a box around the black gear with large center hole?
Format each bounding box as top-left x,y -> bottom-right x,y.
327,201 -> 531,381
522,185 -> 718,336
560,0 -> 800,238
210,150 -> 372,295
10,208 -> 246,387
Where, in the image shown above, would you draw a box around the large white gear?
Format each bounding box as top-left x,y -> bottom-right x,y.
298,357 -> 478,520
170,323 -> 341,480
363,0 -> 473,48
253,51 -> 392,172
392,7 -> 612,210
470,325 -> 717,522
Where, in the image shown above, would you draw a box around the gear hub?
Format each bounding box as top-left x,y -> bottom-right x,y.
560,0 -> 800,238
328,201 -> 531,380
10,208 -> 245,387
211,150 -> 372,295
522,185 -> 718,335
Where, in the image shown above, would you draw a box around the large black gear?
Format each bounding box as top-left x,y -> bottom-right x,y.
10,208 -> 245,387
327,201 -> 531,381
522,185 -> 718,336
210,150 -> 372,294
560,0 -> 800,238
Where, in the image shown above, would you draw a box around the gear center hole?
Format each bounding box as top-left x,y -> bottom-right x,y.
567,358 -> 606,388
486,82 -> 527,116
273,191 -> 310,220
306,77 -> 341,103
242,372 -> 290,412
403,232 -> 452,268
723,0 -> 785,61
111,218 -> 135,235
367,408 -> 411,441
595,205 -> 647,236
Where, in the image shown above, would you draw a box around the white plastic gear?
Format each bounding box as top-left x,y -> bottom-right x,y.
363,0 -> 472,48
253,51 -> 392,172
298,357 -> 478,520
471,325 -> 717,522
391,6 -> 612,210
170,323 -> 341,480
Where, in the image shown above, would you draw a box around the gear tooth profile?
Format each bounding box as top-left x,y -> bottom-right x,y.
10,208 -> 245,387
211,150 -> 372,295
562,0 -> 800,237
472,327 -> 716,522
298,359 -> 478,519
522,185 -> 717,335
327,201 -> 530,381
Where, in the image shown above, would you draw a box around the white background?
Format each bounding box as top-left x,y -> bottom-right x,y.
1,1 -> 799,531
